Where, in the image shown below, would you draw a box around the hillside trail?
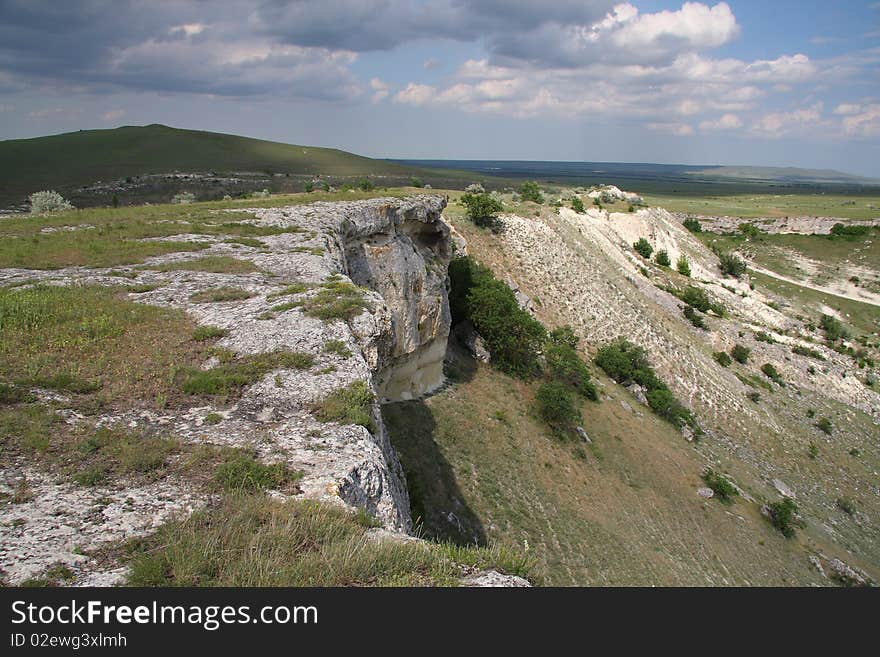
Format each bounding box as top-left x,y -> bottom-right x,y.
747,263 -> 880,307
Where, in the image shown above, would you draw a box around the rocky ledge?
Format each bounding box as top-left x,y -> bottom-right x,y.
0,195 -> 459,583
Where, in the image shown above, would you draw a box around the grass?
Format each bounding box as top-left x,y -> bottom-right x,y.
178,350 -> 315,397
323,340 -> 352,358
302,280 -> 370,322
0,284 -> 218,410
192,325 -> 228,341
189,286 -> 255,303
124,494 -> 530,587
144,255 -> 262,274
643,192 -> 880,220
312,381 -> 374,431
267,282 -> 310,300
212,449 -> 297,493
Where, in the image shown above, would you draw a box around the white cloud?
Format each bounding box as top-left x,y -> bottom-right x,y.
394,83 -> 437,106
370,78 -> 391,103
169,23 -> 206,37
100,109 -> 126,122
699,113 -> 742,131
611,2 -> 739,52
751,103 -> 823,137
837,103 -> 880,137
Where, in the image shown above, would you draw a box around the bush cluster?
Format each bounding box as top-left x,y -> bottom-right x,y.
682,217 -> 702,233
713,351 -> 732,367
654,250 -> 671,267
519,181 -> 544,204
461,192 -> 503,230
676,255 -> 691,277
449,256 -> 545,379
702,469 -> 738,503
29,190 -> 74,214
819,314 -> 850,342
830,223 -> 869,237
767,498 -> 799,538
595,338 -> 699,433
571,196 -> 585,214
633,238 -> 653,259
718,252 -> 746,278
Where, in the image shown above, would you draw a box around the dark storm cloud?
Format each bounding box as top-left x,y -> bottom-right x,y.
0,0 -> 622,97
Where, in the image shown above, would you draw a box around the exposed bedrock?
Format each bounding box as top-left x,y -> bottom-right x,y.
341,195 -> 453,401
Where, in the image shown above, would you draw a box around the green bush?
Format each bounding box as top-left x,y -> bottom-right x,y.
676,255 -> 691,277
461,192 -> 503,230
571,197 -> 585,214
544,327 -> 598,401
647,388 -> 697,430
672,285 -> 725,316
767,498 -> 798,538
633,238 -> 653,259
830,223 -> 869,237
654,250 -> 671,267
683,217 -> 702,233
448,256 -> 493,324
468,279 -> 546,378
595,338 -> 650,384
683,305 -> 708,330
702,469 -> 738,503
713,351 -> 732,367
519,181 -> 544,204
760,363 -> 783,385
718,252 -> 746,278
819,314 -> 850,342
816,417 -> 833,435
534,381 -> 580,438
29,190 -> 74,214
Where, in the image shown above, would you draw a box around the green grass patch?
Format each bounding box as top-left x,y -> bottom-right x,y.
189,287 -> 255,303
312,381 -> 374,431
145,255 -> 261,274
192,325 -> 228,341
0,285 -> 216,409
301,280 -> 370,322
213,449 -> 296,493
124,494 -> 530,586
323,340 -> 352,358
178,350 -> 315,397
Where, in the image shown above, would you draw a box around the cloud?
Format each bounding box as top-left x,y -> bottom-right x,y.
394,82 -> 437,106
835,103 -> 880,137
699,113 -> 742,131
751,103 -> 823,137
369,78 -> 391,103
100,109 -> 126,121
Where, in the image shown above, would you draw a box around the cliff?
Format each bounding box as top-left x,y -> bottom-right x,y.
0,195 -> 458,583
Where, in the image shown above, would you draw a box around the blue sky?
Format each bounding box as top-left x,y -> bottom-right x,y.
1,1 -> 878,176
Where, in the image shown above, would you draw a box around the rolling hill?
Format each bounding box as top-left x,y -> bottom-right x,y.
0,124 -> 463,208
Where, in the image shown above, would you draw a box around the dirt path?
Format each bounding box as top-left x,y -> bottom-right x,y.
748,264 -> 880,308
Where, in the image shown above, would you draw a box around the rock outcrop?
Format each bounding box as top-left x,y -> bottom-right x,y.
0,195 -> 456,584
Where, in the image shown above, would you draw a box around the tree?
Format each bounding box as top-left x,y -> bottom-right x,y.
535,381 -> 581,438
655,250 -> 671,267
519,181 -> 544,204
29,190 -> 74,214
461,192 -> 503,230
633,238 -> 653,259
683,217 -> 702,233
571,196 -> 585,214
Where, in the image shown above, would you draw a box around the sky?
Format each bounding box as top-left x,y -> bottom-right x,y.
1,0 -> 879,176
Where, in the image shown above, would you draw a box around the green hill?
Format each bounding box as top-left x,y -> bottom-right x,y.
0,124 -> 453,207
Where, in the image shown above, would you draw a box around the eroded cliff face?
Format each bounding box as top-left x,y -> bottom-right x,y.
0,195 -> 455,584
341,195 -> 452,401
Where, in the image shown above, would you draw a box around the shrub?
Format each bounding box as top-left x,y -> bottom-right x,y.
683,217 -> 702,233
519,181 -> 544,204
755,331 -> 776,344
675,286 -> 725,316
676,255 -> 691,277
647,388 -> 698,429
544,327 -> 597,401
683,305 -> 708,330
702,469 -> 738,503
571,197 -> 585,214
830,223 -> 869,237
713,351 -> 732,367
791,345 -> 825,361
461,192 -> 503,230
655,250 -> 671,267
468,278 -> 546,378
739,222 -> 764,239
312,380 -> 374,431
358,179 -> 375,191
767,498 -> 798,538
718,252 -> 746,278
760,363 -> 783,385
448,256 -> 493,323
29,190 -> 74,214
304,182 -> 314,192
410,177 -> 424,188
172,191 -> 196,204
819,314 -> 850,342
816,417 -> 833,435
633,238 -> 653,259
534,381 -> 580,438
595,338 -> 650,384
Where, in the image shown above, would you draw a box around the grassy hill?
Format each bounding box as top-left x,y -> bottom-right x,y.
0,124 -> 466,208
